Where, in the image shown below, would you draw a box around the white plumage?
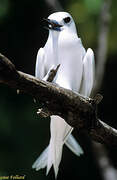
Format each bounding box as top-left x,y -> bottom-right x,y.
32,12 -> 95,178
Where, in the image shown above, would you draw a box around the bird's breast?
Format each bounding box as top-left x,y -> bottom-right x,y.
44,34 -> 84,92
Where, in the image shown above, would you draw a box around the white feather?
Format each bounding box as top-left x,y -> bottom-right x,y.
35,48 -> 45,79
32,129 -> 83,175
47,115 -> 72,178
33,11 -> 95,178
65,134 -> 84,156
32,146 -> 48,170
80,48 -> 95,97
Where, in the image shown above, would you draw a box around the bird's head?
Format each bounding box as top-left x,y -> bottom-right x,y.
43,12 -> 77,34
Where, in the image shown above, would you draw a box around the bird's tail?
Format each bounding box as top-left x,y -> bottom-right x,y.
32,116 -> 83,178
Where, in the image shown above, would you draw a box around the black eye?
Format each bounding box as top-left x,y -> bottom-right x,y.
63,17 -> 71,23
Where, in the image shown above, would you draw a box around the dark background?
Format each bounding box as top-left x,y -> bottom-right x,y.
0,0 -> 117,179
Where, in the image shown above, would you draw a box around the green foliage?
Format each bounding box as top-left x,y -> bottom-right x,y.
66,1 -> 99,48
0,0 -> 10,21
67,2 -> 88,23
84,0 -> 103,15
66,0 -> 117,55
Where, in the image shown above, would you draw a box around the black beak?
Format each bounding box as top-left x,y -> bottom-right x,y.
43,18 -> 63,31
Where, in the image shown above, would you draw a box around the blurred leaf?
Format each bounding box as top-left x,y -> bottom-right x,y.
67,2 -> 88,23
84,0 -> 103,15
0,0 -> 10,20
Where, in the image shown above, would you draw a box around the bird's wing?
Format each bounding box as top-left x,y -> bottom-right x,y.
35,48 -> 46,79
80,48 -> 95,97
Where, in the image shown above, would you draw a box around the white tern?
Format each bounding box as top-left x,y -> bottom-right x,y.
32,11 -> 95,178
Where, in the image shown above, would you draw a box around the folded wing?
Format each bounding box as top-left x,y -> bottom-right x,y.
80,48 -> 95,97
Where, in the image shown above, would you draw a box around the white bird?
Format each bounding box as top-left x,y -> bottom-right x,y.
32,12 -> 95,178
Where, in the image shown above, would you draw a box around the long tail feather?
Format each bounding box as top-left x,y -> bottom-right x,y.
32,116 -> 84,178
32,146 -> 48,170
46,142 -> 53,175
65,134 -> 84,156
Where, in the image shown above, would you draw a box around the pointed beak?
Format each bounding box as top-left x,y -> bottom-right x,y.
43,18 -> 63,31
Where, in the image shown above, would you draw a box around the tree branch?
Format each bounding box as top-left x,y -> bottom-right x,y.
0,53 -> 117,147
